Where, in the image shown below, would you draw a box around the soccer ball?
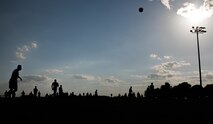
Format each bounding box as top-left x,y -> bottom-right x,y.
139,7 -> 143,13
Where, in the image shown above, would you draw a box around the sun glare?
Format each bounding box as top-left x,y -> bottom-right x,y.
185,9 -> 210,23
177,3 -> 212,24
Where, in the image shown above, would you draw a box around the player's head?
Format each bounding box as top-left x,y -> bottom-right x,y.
17,65 -> 22,71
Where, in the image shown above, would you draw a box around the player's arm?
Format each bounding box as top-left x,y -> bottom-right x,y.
18,76 -> 22,81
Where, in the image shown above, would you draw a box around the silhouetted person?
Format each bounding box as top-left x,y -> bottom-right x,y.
51,79 -> 59,96
150,83 -> 154,91
190,85 -> 203,99
38,91 -> 41,97
94,89 -> 98,97
4,90 -> 8,98
9,65 -> 22,98
59,85 -> 63,96
79,93 -> 82,97
21,90 -> 25,97
124,93 -> 127,97
86,92 -> 89,97
128,86 -> 133,98
70,92 -> 74,97
204,84 -> 213,98
137,92 -> 141,98
160,82 -> 172,98
144,83 -> 155,98
33,86 -> 38,97
45,93 -> 49,97
174,82 -> 191,99
29,91 -> 33,97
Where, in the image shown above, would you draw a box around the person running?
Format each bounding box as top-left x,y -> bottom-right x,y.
9,65 -> 22,98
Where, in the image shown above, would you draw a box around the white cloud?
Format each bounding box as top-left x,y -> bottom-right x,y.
46,69 -> 64,74
149,0 -> 172,10
153,61 -> 190,71
102,76 -> 122,86
204,0 -> 213,9
205,72 -> 213,79
163,56 -> 173,60
71,74 -> 95,81
22,75 -> 53,84
15,51 -> 26,60
186,70 -> 213,85
147,73 -> 170,80
161,0 -> 171,10
202,70 -> 213,80
154,61 -> 190,70
149,53 -> 191,80
130,75 -> 146,79
31,41 -> 38,48
150,54 -> 175,61
147,60 -> 191,81
154,0 -> 213,20
69,73 -> 122,86
15,41 -> 38,60
69,74 -> 122,87
104,76 -> 121,84
150,53 -> 161,60
177,1 -> 213,20
150,53 -> 158,59
148,53 -> 213,86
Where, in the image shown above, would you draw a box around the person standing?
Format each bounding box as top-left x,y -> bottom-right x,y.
58,85 -> 63,96
128,86 -> 133,98
33,86 -> 38,97
51,79 -> 59,96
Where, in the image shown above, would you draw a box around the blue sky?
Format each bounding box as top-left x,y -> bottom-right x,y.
1,0 -> 213,96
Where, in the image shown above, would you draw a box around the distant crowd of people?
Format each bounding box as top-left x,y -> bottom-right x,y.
3,65 -> 213,100
4,78 -> 66,98
144,82 -> 213,99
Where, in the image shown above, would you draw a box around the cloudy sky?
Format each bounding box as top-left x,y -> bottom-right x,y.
1,0 -> 213,96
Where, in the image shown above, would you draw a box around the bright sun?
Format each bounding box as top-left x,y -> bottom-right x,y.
185,9 -> 210,23
177,3 -> 212,23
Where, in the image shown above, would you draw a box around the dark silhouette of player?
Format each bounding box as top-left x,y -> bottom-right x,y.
9,65 -> 22,98
21,90 -> 25,97
4,90 -> 8,98
150,83 -> 154,91
59,85 -> 63,96
94,89 -> 98,97
38,91 -> 41,97
33,86 -> 38,97
51,79 -> 59,96
128,86 -> 133,97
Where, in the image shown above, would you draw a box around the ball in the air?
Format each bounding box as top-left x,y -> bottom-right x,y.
139,7 -> 143,12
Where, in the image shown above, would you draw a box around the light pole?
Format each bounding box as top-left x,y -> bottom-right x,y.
190,26 -> 207,87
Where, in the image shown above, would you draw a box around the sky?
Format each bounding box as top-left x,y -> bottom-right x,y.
1,0 -> 213,97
